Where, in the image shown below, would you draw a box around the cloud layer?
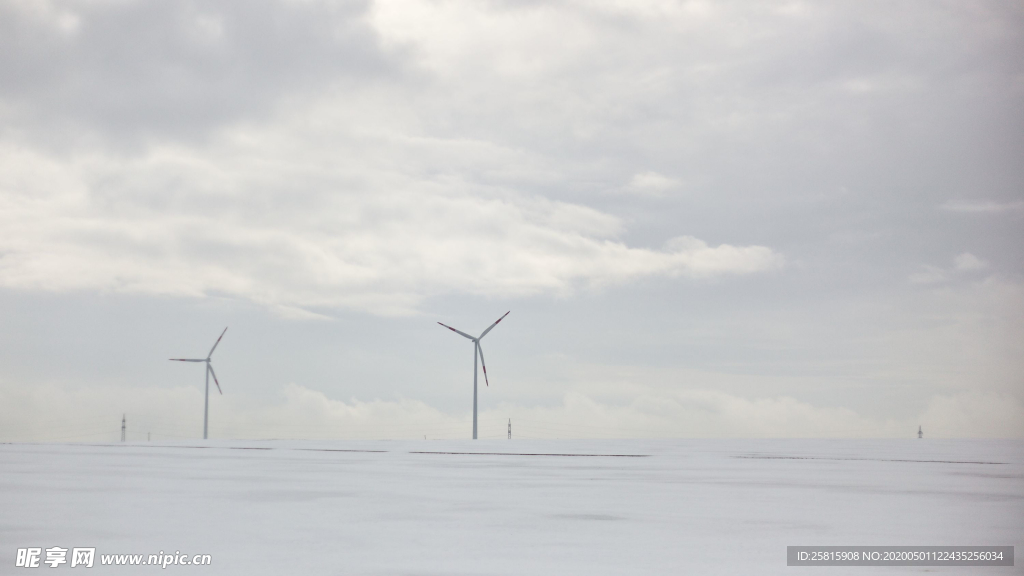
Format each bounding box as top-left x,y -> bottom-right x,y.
0,0 -> 1020,439
0,137 -> 781,315
3,382 -> 1020,442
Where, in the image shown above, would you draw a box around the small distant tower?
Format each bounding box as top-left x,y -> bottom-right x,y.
508,418 -> 511,440
917,425 -> 923,439
121,414 -> 126,443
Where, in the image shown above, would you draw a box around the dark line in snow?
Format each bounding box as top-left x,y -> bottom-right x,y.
76,444 -> 213,449
735,455 -> 1007,465
295,449 -> 389,453
409,451 -> 649,457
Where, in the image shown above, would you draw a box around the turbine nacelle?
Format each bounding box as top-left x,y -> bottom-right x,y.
438,311 -> 508,387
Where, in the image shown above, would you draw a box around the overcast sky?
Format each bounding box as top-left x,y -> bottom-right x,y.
1,0 -> 1021,442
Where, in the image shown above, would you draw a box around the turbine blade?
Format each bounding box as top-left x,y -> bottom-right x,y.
438,322 -> 475,341
208,364 -> 223,395
478,311 -> 510,339
208,326 -> 228,358
169,358 -> 205,362
477,342 -> 489,387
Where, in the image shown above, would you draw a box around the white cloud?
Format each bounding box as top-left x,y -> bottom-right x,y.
2,382 -> 1019,442
622,171 -> 681,196
506,389 -> 895,438
953,252 -> 987,271
910,253 -> 990,284
0,132 -> 781,316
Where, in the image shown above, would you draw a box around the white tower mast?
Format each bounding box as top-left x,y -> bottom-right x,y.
439,312 -> 510,439
170,327 -> 228,440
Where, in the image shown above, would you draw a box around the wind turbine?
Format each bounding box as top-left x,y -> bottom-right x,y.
438,312 -> 509,440
169,327 -> 227,440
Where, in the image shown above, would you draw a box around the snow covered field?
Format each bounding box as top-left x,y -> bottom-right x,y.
2,439 -> 1021,575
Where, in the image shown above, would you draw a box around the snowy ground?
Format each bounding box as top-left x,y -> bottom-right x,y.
2,439 -> 1021,575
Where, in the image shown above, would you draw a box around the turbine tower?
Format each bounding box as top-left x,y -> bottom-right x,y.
170,327 -> 227,440
439,312 -> 509,439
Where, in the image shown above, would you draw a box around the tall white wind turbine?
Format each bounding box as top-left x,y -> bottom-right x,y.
169,327 -> 228,440
438,312 -> 509,439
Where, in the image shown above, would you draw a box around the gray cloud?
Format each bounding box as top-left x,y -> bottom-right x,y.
0,0 -> 394,145
0,0 -> 1021,439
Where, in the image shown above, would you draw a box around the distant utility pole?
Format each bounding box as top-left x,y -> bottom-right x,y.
121,414 -> 126,443
148,432 -> 151,442
508,418 -> 511,439
918,425 -> 923,439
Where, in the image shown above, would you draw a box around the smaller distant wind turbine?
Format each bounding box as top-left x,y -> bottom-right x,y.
169,327 -> 227,440
439,312 -> 509,440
